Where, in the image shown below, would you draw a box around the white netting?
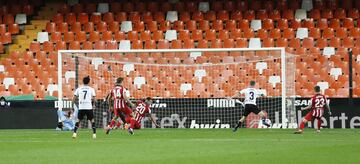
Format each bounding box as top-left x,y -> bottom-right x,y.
58,49 -> 296,129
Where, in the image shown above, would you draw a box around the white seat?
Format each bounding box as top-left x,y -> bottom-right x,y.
301,0 -> 313,11
255,62 -> 267,75
91,58 -> 103,70
269,76 -> 281,88
250,19 -> 262,31
97,3 -> 109,13
37,32 -> 49,43
198,2 -> 209,12
65,71 -> 75,84
317,82 -> 329,91
189,52 -> 202,59
119,40 -> 131,50
3,78 -> 14,90
295,9 -> 307,20
15,14 -> 27,24
134,77 -> 146,89
194,69 -> 206,82
165,30 -> 177,41
296,28 -> 308,39
123,64 -> 134,75
47,84 -> 58,96
323,47 -> 335,58
330,68 -> 342,80
357,54 -> 360,62
180,83 -> 192,95
166,11 -> 178,23
249,38 -> 261,48
121,21 -> 133,32
259,89 -> 267,96
67,0 -> 78,5
0,65 -> 4,72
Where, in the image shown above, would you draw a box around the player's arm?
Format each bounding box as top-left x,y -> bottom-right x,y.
123,91 -> 135,109
324,97 -> 332,115
72,89 -> 78,107
301,101 -> 312,111
147,113 -> 160,128
91,88 -> 96,109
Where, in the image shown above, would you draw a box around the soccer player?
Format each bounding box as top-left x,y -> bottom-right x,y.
126,97 -> 159,135
56,108 -> 77,131
105,77 -> 135,134
294,86 -> 331,134
72,76 -> 97,139
228,80 -> 270,132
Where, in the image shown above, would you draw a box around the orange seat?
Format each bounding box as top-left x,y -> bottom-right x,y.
235,38 -> 248,48
342,37 -> 354,48
78,13 -> 88,24
178,30 -> 190,40
269,28 -> 281,39
316,19 -> 328,30
302,37 -> 314,49
282,9 -> 294,20
65,13 -> 76,25
114,31 -> 125,41
204,29 -> 216,40
334,8 -> 346,19
83,41 -> 93,50
217,10 -> 229,20
290,19 -> 301,29
322,28 -> 335,39
289,38 -> 301,49
210,39 -> 222,48
212,20 -> 223,31
84,22 -> 94,33
276,38 -> 288,47
321,9 -> 333,19
144,40 -> 156,49
106,41 -> 118,49
89,31 -> 100,42
158,40 -> 170,49
238,19 -> 249,29
283,28 -> 295,39
185,20 -> 197,31
140,30 -> 151,41
348,9 -> 359,19
129,12 -> 141,22
191,30 -> 203,41
309,28 -> 321,39
131,40 -> 143,49
29,42 -> 41,52
192,11 -> 204,21
343,18 -> 354,29
308,9 -> 321,19
329,37 -> 341,48
46,22 -> 56,33
205,11 -> 216,21
170,40 -> 182,49
230,29 -> 242,39
257,29 -> 268,39
57,22 -> 68,33
225,20 -> 237,31
159,20 -> 171,31
75,31 -> 86,42
103,12 -> 114,23
115,12 -> 127,22
173,21 -> 184,31
268,10 -> 281,20
256,10 -> 268,20
349,28 -> 360,38
218,30 -> 229,40
277,19 -> 288,30
243,29 -> 254,39
102,31 -> 113,41
55,41 -> 67,50
133,21 -> 145,31
329,19 -> 341,29
69,41 -> 80,50
262,19 -> 274,30
179,11 -> 190,22
197,39 -> 208,48
316,38 -> 328,49
63,31 -> 74,43
243,10 -> 255,20
198,20 -> 210,31
262,38 -> 274,47
183,39 -> 194,48
231,10 -> 242,20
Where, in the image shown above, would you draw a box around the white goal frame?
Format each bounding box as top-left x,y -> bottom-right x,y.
57,47 -> 288,128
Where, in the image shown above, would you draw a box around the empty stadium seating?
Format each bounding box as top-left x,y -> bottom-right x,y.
0,0 -> 359,99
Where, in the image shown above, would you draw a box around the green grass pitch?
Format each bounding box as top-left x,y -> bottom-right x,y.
0,129 -> 359,164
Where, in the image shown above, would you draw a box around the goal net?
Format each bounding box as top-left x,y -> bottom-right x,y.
57,48 -> 296,129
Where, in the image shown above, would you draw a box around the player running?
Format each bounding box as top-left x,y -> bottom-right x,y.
72,76 -> 97,139
228,81 -> 270,132
126,97 -> 159,135
294,86 -> 331,134
105,77 -> 135,134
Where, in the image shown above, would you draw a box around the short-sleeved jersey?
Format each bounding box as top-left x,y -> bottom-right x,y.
310,93 -> 328,117
240,88 -> 262,105
134,101 -> 151,123
74,86 -> 96,110
110,86 -> 127,109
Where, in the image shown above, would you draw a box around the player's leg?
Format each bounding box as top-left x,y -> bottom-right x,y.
106,109 -> 119,134
73,110 -> 84,138
316,117 -> 322,133
87,110 -> 96,139
294,112 -> 312,134
57,110 -> 65,130
233,105 -> 250,132
127,118 -> 140,135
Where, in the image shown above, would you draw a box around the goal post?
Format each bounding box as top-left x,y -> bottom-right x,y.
57,48 -> 296,129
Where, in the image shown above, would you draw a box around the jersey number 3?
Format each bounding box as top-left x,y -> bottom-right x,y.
249,92 -> 254,100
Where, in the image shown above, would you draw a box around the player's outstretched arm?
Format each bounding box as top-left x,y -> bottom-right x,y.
325,99 -> 332,115
301,101 -> 312,111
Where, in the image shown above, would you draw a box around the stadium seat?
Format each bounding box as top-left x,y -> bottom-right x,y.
277,19 -> 288,30
301,0 -> 313,11
317,81 -> 329,91
37,32 -> 49,43
119,40 -> 131,50
121,21 -> 132,32
296,28 -> 308,39
165,30 -> 177,41
255,62 -> 267,75
295,9 -> 307,20
3,77 -> 15,89
250,19 -> 261,31
134,77 -> 146,89
330,68 -> 342,80
15,14 -> 26,24
248,38 -> 261,48
194,69 -> 206,82
47,84 -> 58,96
180,83 -> 192,95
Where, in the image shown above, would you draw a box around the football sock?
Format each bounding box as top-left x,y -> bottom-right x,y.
235,121 -> 242,129
74,122 -> 79,133
109,120 -> 116,128
130,119 -> 136,129
57,122 -> 63,129
92,122 -> 96,134
299,122 -> 305,130
317,118 -> 321,130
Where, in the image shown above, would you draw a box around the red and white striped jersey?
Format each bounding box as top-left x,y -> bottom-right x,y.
134,101 -> 151,123
310,93 -> 328,118
110,86 -> 127,109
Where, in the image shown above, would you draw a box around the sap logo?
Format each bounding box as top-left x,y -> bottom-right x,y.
207,99 -> 235,108
54,101 -> 73,109
294,99 -> 330,107
150,100 -> 167,108
190,119 -> 230,129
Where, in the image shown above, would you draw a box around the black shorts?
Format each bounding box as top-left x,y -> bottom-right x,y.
78,110 -> 94,120
243,104 -> 261,117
